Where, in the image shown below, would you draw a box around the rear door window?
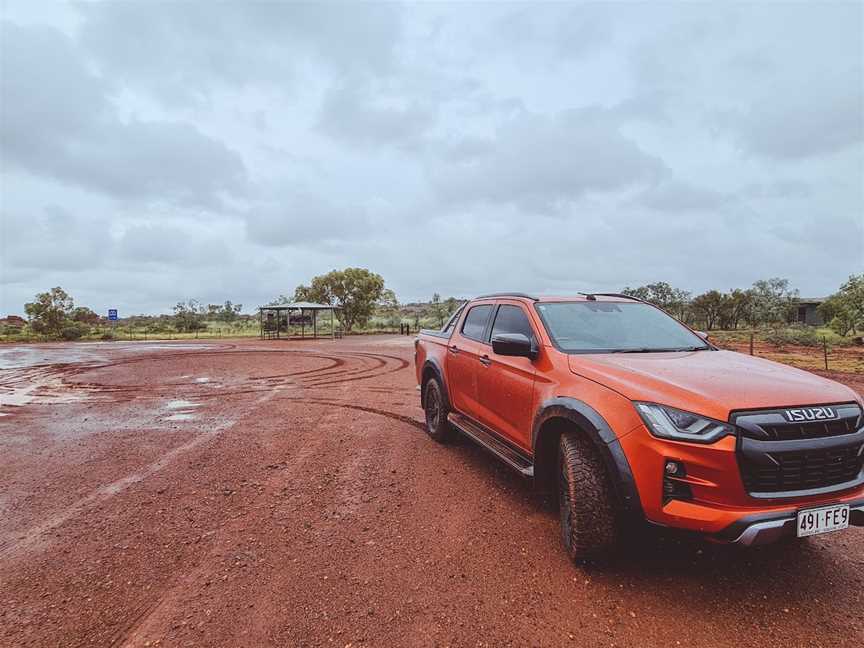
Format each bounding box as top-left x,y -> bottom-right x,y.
491,305 -> 535,342
461,304 -> 493,341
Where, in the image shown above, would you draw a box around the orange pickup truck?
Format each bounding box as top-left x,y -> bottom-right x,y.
414,292 -> 864,561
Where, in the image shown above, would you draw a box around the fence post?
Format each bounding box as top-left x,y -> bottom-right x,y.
749,332 -> 754,356
823,336 -> 829,371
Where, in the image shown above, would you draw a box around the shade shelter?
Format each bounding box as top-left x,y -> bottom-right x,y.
258,302 -> 340,340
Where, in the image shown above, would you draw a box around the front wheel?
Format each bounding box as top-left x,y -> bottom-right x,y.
558,431 -> 620,562
423,378 -> 452,443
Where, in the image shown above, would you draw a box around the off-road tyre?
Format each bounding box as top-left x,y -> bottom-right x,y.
423,377 -> 453,443
558,431 -> 620,562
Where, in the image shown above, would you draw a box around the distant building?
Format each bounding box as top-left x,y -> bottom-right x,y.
792,298 -> 825,326
0,315 -> 26,328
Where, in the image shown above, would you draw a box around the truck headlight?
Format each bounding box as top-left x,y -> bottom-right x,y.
634,402 -> 734,444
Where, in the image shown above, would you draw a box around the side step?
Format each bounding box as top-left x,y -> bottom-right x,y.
448,413 -> 534,478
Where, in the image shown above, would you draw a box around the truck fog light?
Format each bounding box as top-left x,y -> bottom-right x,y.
662,460 -> 691,503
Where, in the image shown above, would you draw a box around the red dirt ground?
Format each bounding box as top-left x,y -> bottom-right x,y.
1,337 -> 862,648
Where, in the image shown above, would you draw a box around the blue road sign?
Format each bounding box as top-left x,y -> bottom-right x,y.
108,309 -> 118,321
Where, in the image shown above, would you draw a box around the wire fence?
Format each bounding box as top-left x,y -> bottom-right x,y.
710,331 -> 863,374
0,322 -> 423,344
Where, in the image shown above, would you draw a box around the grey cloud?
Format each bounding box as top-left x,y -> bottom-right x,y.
639,180 -> 729,212
490,4 -> 614,63
2,205 -> 110,271
742,181 -> 811,200
771,213 -> 864,256
77,2 -> 402,105
119,224 -> 232,267
626,4 -> 863,161
0,22 -> 247,208
62,120 -> 248,207
317,82 -> 437,150
429,108 -> 665,210
0,22 -> 108,143
244,190 -> 371,248
719,76 -> 863,160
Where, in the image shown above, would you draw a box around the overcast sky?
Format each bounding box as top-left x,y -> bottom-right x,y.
1,1 -> 862,315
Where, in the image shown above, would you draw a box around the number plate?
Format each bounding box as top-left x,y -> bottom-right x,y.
797,504 -> 850,538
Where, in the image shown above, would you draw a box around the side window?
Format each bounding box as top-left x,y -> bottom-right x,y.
491,305 -> 535,341
442,304 -> 464,334
461,304 -> 493,341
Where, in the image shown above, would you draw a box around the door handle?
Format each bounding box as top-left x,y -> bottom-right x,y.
479,355 -> 491,367
448,345 -> 459,354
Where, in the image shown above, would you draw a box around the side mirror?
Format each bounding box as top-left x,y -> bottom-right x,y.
695,331 -> 709,341
491,333 -> 537,360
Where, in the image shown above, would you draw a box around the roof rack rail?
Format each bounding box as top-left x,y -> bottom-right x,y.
583,292 -> 649,304
474,292 -> 539,301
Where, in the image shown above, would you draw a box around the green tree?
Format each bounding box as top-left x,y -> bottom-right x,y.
376,289 -> 400,327
429,293 -> 447,327
378,289 -> 398,310
750,277 -> 798,325
173,299 -> 206,332
269,294 -> 293,306
293,268 -> 387,333
70,306 -> 100,325
717,289 -> 754,330
24,287 -> 75,336
691,290 -> 725,330
218,301 -> 242,322
443,297 -> 461,316
819,274 -> 864,336
622,282 -> 691,319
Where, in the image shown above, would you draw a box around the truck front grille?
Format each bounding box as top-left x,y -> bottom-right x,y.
739,445 -> 862,494
760,417 -> 858,441
733,403 -> 864,498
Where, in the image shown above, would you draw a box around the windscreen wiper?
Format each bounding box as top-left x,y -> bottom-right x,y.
609,346 -> 708,353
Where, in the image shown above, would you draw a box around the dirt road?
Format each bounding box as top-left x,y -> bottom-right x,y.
1,337 -> 862,647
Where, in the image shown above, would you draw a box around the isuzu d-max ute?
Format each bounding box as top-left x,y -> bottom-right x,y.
414,293 -> 864,561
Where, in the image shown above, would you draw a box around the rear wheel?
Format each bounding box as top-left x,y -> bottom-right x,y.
558,431 -> 620,562
423,377 -> 452,443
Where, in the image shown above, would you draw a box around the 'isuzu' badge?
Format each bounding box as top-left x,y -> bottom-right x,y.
783,407 -> 838,422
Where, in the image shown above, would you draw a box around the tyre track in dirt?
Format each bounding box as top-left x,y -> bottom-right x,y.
0,393 -> 273,563
25,348 -> 412,406
276,396 -> 425,431
110,396 -> 334,648
0,343 -> 413,565
112,360 -> 363,646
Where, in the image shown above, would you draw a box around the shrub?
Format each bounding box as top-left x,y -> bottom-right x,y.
764,327 -> 819,348
60,324 -> 87,341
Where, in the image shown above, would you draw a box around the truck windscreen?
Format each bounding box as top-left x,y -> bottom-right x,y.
534,301 -> 710,353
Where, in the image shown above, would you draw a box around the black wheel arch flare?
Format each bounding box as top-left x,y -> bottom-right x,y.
420,358 -> 450,411
532,397 -> 644,521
